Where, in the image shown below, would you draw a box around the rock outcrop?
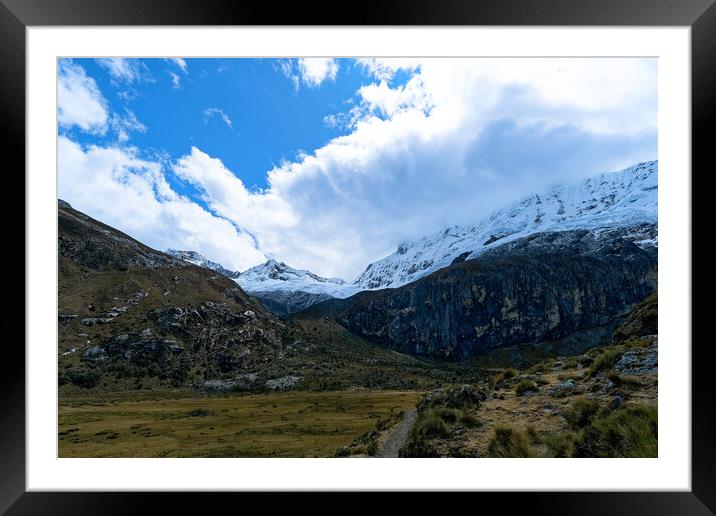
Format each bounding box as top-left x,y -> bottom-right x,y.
328,227 -> 657,358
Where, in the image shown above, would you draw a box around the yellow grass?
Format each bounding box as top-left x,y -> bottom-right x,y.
59,390 -> 421,458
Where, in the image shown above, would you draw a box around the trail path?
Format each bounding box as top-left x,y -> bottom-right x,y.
374,409 -> 418,458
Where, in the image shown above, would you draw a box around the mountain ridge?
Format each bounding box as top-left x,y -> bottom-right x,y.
354,160 -> 657,290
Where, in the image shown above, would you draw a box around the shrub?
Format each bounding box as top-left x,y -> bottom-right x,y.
415,411 -> 450,438
514,379 -> 538,396
334,446 -> 350,457
563,397 -> 602,429
399,408 -> 451,457
573,405 -> 657,458
435,407 -> 459,424
487,426 -> 534,457
66,368 -> 101,389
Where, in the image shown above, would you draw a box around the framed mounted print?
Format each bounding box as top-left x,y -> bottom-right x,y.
3,0 -> 714,513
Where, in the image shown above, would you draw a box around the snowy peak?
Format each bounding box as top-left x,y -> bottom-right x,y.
242,259 -> 345,286
165,249 -> 241,279
355,160 -> 658,290
237,259 -> 357,299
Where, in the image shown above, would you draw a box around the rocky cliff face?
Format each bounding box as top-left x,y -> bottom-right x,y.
330,226 -> 657,358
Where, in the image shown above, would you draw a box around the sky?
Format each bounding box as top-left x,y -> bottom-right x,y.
58,57 -> 657,281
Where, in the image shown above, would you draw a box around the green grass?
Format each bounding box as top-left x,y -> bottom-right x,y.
573,405 -> 657,458
59,389 -> 421,457
562,397 -> 601,429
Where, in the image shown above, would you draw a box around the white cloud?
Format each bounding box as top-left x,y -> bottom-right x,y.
168,71 -> 181,89
297,58 -> 338,87
356,58 -> 421,81
169,58 -> 188,73
58,60 -> 109,133
279,58 -> 339,89
203,108 -> 233,129
110,109 -> 147,143
96,58 -> 145,83
175,58 -> 657,280
60,58 -> 657,282
58,136 -> 266,271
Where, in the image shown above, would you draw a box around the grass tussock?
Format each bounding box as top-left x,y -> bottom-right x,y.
487,426 -> 535,457
606,371 -> 642,388
491,368 -> 518,386
400,394 -> 482,457
562,397 -> 601,428
514,379 -> 538,396
587,349 -> 624,378
573,405 -> 657,458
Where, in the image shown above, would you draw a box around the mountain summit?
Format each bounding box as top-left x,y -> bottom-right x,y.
237,259 -> 358,315
355,160 -> 657,290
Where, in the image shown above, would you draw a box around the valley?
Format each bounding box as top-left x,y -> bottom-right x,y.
57,160 -> 659,458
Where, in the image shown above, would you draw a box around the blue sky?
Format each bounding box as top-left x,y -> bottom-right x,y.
61,58 -> 409,192
58,57 -> 657,279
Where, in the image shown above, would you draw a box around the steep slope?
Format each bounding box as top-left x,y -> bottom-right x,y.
355,161 -> 657,290
237,259 -> 359,315
58,201 -> 468,392
311,226 -> 657,358
58,201 -> 288,388
165,249 -> 241,279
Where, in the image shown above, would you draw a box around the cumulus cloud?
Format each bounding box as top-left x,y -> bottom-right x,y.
175,58 -> 657,280
279,58 -> 339,89
203,108 -> 233,129
58,60 -> 108,133
58,136 -> 266,271
59,58 -> 657,281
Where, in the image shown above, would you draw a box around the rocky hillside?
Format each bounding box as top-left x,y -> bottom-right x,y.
355,161 -> 657,290
58,201 -> 470,392
311,226 -> 657,358
58,201 -> 289,388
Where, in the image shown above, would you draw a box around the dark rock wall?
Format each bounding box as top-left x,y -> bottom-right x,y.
336,232 -> 657,358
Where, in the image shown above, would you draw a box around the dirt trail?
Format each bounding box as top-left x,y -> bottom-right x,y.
375,409 -> 418,458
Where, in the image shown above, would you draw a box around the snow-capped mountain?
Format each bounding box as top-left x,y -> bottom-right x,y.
355,160 -> 658,290
237,258 -> 357,297
165,249 -> 241,279
236,259 -> 360,314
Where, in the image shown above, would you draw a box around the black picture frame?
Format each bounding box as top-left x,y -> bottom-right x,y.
2,0 -> 713,513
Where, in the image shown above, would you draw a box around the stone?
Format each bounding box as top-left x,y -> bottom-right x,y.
265,375 -> 301,390
610,395 -> 624,410
82,346 -> 107,362
81,317 -> 113,325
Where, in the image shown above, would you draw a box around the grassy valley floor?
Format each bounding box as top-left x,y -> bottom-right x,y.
59,389 -> 421,457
